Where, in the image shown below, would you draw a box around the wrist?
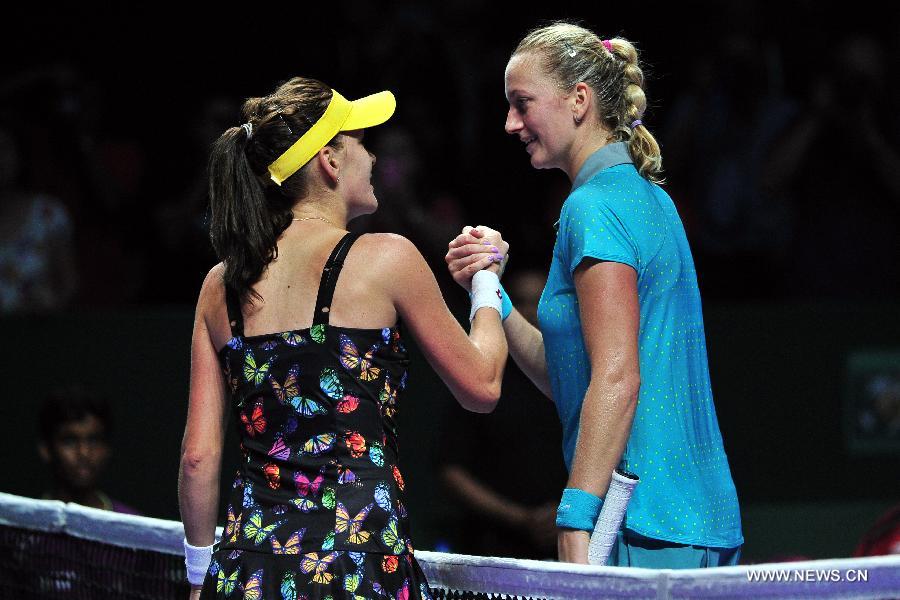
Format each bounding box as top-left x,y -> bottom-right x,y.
469,270 -> 502,321
183,538 -> 214,585
556,488 -> 604,532
468,277 -> 513,321
558,528 -> 590,538
499,283 -> 512,320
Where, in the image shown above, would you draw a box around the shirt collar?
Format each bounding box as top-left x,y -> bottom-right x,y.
570,142 -> 633,191
553,142 -> 633,232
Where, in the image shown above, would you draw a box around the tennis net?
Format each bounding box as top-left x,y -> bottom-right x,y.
1,492 -> 898,599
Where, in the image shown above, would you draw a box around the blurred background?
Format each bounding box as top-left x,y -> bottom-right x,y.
1,1 -> 898,563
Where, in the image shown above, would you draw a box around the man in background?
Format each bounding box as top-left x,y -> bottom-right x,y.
38,388 -> 140,515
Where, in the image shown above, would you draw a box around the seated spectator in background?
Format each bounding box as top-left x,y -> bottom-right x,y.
0,126 -> 77,313
37,388 -> 140,514
438,270 -> 567,559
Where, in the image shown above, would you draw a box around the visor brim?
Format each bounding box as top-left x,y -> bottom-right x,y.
341,91 -> 396,131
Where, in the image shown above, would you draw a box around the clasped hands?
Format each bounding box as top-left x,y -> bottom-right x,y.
445,225 -> 509,291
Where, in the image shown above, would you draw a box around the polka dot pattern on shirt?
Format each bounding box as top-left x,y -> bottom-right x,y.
538,153 -> 742,548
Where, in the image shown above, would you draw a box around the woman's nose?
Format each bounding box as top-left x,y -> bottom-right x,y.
505,108 -> 522,134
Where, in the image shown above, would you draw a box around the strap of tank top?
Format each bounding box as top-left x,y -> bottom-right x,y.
313,232 -> 361,325
224,284 -> 245,338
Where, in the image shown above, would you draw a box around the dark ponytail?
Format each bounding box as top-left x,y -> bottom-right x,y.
207,77 -> 338,305
208,125 -> 292,305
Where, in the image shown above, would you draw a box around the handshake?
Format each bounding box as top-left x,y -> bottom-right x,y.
444,225 -> 509,292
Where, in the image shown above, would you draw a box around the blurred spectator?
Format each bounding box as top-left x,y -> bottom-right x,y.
854,504 -> 900,556
37,387 -> 140,515
857,372 -> 900,440
1,65 -> 147,306
437,269 -> 567,559
763,34 -> 900,298
354,127 -> 467,305
146,96 -> 232,302
0,126 -> 77,313
662,33 -> 797,298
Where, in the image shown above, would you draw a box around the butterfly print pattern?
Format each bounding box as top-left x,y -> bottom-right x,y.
207,317 -> 428,598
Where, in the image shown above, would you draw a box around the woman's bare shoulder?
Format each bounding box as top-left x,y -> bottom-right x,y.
354,232 -> 419,255
199,262 -> 226,300
357,232 -> 427,266
196,262 -> 228,323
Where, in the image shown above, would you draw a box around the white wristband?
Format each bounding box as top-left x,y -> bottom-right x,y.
184,538 -> 214,586
469,270 -> 503,321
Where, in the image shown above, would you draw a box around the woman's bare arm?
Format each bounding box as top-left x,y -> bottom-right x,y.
446,227 -> 552,397
178,266 -> 228,547
501,309 -> 551,397
373,234 -> 508,413
558,259 -> 641,564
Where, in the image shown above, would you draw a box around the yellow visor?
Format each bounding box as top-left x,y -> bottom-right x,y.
267,89 -> 396,185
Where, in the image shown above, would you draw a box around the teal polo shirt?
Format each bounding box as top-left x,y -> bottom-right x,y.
537,143 -> 743,548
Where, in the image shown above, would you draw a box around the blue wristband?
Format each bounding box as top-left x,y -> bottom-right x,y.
556,488 -> 604,532
498,282 -> 513,321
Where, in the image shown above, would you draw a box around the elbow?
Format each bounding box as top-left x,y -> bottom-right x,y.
464,392 -> 500,414
180,446 -> 221,477
458,380 -> 501,414
478,384 -> 502,413
624,375 -> 641,411
468,401 -> 498,414
594,370 -> 641,411
484,376 -> 502,403
440,464 -> 466,489
620,373 -> 641,412
477,376 -> 503,412
452,356 -> 503,412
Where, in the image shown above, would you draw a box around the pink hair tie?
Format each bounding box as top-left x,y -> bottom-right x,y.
602,39 -> 614,53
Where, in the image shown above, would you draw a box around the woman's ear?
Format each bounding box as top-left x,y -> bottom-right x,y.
316,145 -> 342,186
572,82 -> 592,125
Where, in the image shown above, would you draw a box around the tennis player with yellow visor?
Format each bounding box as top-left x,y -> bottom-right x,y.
268,89 -> 396,185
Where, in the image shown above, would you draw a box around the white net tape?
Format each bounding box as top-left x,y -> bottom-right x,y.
1,492 -> 898,599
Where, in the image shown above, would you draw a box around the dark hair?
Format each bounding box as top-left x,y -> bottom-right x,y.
38,387 -> 112,443
208,77 -> 343,305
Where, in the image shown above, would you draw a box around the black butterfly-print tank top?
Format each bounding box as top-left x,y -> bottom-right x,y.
216,232 -> 415,556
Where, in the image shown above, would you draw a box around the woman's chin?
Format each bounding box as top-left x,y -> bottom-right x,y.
346,198 -> 378,223
529,153 -> 550,169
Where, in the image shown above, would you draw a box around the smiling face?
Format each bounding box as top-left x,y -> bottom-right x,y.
504,52 -> 576,171
338,130 -> 378,218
